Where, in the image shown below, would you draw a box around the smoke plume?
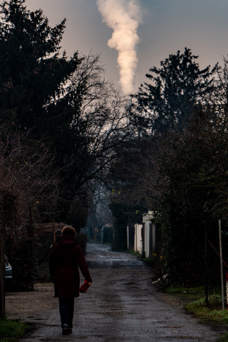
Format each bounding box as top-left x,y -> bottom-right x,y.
97,0 -> 142,95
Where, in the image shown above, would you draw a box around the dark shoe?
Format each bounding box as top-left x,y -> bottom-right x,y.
62,324 -> 70,335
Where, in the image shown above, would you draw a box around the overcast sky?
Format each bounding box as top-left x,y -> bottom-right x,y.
25,0 -> 228,95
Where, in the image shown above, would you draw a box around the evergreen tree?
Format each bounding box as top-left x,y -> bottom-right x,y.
0,0 -> 81,132
0,1 -> 130,225
134,48 -> 218,135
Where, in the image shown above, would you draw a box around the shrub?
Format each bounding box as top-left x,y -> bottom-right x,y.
0,318 -> 27,341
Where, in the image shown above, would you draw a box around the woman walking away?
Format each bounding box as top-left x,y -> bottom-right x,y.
49,226 -> 92,335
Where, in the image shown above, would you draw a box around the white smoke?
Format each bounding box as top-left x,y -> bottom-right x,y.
97,0 -> 142,95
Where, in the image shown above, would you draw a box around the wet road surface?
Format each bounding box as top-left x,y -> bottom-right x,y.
14,243 -> 219,341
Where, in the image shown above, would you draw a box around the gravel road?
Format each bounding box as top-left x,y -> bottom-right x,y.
5,243 -> 221,341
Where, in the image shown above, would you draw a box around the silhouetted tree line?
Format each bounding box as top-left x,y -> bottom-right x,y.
108,48 -> 228,292
0,0 -> 131,298
0,0 -> 227,304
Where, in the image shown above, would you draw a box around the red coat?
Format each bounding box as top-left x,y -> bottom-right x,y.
49,235 -> 92,298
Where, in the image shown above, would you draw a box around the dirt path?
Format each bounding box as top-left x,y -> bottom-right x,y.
6,243 -> 220,341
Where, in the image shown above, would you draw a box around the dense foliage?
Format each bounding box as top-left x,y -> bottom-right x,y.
155,108 -> 228,285
0,0 -> 130,292
0,0 -> 227,294
0,0 -> 81,134
133,48 -> 218,135
109,48 -> 228,287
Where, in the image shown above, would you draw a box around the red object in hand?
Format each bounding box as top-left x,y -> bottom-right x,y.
79,280 -> 90,293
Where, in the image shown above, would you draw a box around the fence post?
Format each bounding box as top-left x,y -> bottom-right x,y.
226,271 -> 228,310
0,234 -> 5,318
219,219 -> 225,310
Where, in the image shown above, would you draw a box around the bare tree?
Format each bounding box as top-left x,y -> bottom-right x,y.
65,54 -> 132,189
0,128 -> 63,229
0,126 -> 63,311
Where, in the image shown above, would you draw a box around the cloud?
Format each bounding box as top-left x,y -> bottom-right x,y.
97,0 -> 142,95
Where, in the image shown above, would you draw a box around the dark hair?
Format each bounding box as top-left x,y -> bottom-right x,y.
62,226 -> 76,236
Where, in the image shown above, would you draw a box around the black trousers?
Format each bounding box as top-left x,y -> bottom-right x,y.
58,297 -> 75,328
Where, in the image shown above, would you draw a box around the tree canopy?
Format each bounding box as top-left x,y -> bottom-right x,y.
109,49 -> 228,287
1,1 -> 228,293
133,48 -> 218,135
0,0 -> 132,223
0,0 -> 81,133
0,0 -> 132,294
